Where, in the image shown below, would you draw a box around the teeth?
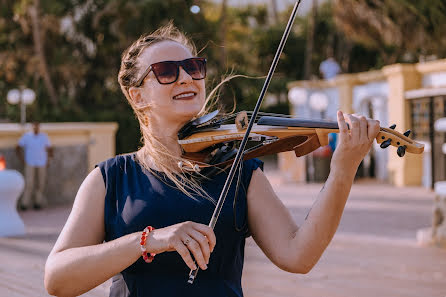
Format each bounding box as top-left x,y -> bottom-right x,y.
174,92 -> 195,99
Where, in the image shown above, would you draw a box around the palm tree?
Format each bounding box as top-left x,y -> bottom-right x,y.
28,0 -> 58,106
219,0 -> 228,67
333,0 -> 446,64
270,0 -> 279,24
304,0 -> 317,79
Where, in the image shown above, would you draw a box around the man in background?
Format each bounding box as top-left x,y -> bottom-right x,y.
16,122 -> 53,210
319,48 -> 341,152
319,49 -> 341,80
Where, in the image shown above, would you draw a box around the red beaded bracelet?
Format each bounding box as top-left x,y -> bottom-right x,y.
140,226 -> 156,263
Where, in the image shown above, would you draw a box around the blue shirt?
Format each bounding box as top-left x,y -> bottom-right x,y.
18,132 -> 51,167
319,58 -> 341,79
97,153 -> 263,297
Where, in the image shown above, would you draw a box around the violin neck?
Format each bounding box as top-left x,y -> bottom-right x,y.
257,116 -> 339,129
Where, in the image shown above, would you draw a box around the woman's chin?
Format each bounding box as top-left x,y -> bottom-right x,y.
162,109 -> 199,125
173,104 -> 203,118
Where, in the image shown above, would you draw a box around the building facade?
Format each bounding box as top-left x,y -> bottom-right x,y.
283,59 -> 446,187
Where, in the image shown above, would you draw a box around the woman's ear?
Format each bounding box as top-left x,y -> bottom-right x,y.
129,87 -> 145,108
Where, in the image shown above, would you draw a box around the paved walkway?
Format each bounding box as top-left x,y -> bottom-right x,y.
1,174 -> 445,296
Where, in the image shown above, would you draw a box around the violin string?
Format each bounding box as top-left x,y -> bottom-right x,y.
246,111 -> 295,118
246,111 -> 340,123
213,111 -> 339,126
214,112 -> 293,125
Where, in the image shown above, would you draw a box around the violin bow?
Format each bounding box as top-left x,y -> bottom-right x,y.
187,0 -> 303,284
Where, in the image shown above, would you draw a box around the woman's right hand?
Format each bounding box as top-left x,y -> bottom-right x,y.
146,221 -> 216,270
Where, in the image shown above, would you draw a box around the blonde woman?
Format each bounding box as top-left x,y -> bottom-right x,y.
45,24 -> 380,297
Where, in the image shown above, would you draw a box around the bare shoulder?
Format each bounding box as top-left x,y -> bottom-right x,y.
247,167 -> 273,197
246,167 -> 280,212
76,167 -> 106,202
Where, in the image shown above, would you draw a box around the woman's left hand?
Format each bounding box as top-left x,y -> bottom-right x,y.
330,111 -> 380,175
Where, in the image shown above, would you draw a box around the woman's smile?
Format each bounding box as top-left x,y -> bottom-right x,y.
173,91 -> 197,100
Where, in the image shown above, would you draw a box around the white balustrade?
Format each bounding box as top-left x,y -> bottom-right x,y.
417,118 -> 446,247
0,170 -> 26,237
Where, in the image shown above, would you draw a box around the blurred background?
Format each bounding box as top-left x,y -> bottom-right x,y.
1,0 -> 446,203
2,0 -> 444,151
1,2 -> 446,296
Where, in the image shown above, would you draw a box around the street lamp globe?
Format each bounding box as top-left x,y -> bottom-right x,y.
288,87 -> 307,106
7,89 -> 20,105
309,92 -> 329,112
190,5 -> 200,14
6,88 -> 36,125
21,89 -> 36,105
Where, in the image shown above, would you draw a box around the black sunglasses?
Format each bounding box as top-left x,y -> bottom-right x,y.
134,57 -> 207,86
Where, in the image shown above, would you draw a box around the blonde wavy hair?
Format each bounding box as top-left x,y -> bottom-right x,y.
118,23 -> 235,202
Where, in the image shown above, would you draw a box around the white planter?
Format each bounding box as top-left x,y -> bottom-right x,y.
0,170 -> 25,237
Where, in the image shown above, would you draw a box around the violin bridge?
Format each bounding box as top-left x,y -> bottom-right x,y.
262,138 -> 277,145
235,111 -> 249,131
249,134 -> 277,143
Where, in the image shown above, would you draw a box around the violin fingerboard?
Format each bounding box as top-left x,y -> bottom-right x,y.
258,116 -> 339,129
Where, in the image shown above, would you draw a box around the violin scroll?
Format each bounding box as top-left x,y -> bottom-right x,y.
375,124 -> 423,157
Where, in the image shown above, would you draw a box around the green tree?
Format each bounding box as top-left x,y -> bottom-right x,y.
334,0 -> 446,64
1,0 -> 218,153
5,0 -> 436,156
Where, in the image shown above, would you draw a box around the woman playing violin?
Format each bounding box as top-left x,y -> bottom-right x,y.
44,23 -> 380,297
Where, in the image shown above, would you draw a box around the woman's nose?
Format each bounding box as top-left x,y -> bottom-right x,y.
177,66 -> 193,84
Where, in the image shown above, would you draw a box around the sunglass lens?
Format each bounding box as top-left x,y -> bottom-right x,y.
152,62 -> 178,84
184,59 -> 206,80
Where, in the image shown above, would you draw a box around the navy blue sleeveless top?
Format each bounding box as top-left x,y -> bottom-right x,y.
97,153 -> 263,297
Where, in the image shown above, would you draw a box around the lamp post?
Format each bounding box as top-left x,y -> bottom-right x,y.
288,87 -> 310,182
288,87 -> 308,107
309,91 -> 329,119
308,91 -> 329,182
7,88 -> 36,125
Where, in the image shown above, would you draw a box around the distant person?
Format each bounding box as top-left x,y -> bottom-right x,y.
319,52 -> 341,80
328,132 -> 338,152
16,122 -> 53,210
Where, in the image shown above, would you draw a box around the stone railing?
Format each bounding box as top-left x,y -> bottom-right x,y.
0,122 -> 118,205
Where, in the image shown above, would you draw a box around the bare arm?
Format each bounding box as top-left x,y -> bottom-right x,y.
45,146 -> 53,168
15,145 -> 24,163
247,111 -> 380,273
45,168 -> 143,296
47,146 -> 54,158
45,167 -> 217,296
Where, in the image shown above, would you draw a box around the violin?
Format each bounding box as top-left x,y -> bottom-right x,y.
177,110 -> 425,172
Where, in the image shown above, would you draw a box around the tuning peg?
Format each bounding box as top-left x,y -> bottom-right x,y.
389,124 -> 396,130
380,138 -> 392,148
397,145 -> 407,157
403,129 -> 411,137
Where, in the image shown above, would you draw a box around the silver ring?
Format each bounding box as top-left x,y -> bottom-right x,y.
183,238 -> 190,245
